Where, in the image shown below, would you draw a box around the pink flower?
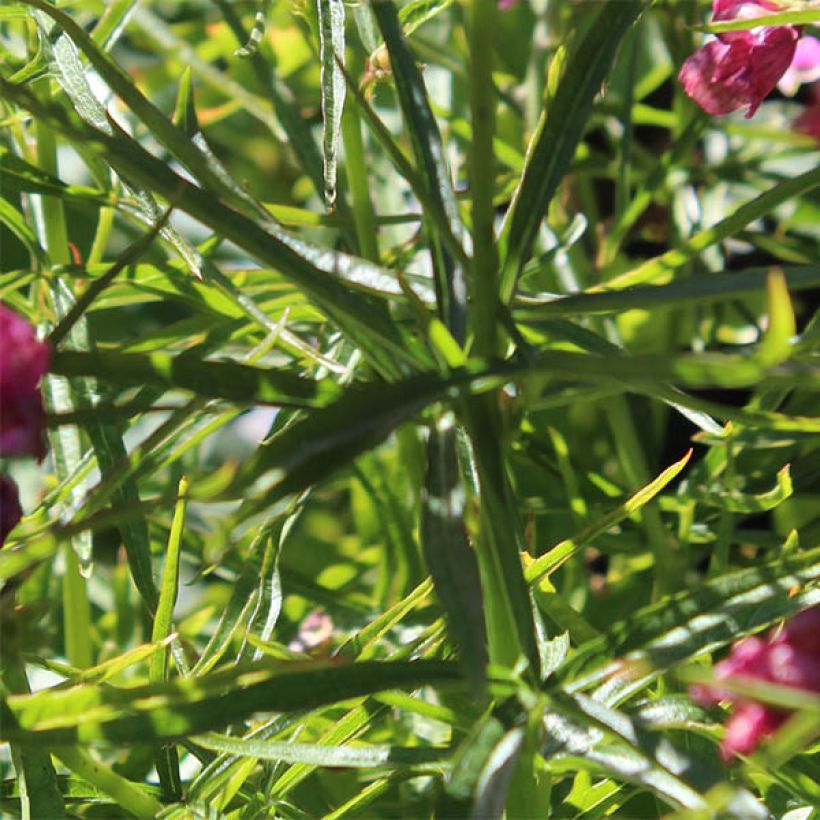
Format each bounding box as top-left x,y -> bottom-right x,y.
691,607 -> 820,760
0,305 -> 50,460
679,0 -> 799,117
498,0 -> 518,9
778,36 -> 820,96
0,474 -> 23,546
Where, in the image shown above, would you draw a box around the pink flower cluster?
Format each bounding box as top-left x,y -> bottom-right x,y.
691,606 -> 820,760
679,0 -> 820,134
0,304 -> 51,546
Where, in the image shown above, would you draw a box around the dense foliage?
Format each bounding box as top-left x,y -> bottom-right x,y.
1,0 -> 819,817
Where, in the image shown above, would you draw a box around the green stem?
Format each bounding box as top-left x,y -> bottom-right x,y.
605,396 -> 678,598
36,117 -> 94,669
1,649 -> 65,819
460,397 -> 537,672
467,0 -> 500,357
710,437 -> 736,576
35,121 -> 70,267
61,547 -> 93,668
87,200 -> 116,266
148,477 -> 187,798
341,64 -> 379,263
53,747 -> 162,819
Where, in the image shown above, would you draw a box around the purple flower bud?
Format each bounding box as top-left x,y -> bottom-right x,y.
0,474 -> 23,546
0,305 -> 50,460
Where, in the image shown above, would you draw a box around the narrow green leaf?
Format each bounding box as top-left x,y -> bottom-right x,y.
0,660 -> 462,745
236,372 -> 452,507
50,350 -> 341,408
318,0 -> 346,210
601,167 -> 820,291
694,464 -> 793,513
334,578 -> 434,660
542,694 -> 712,812
193,521 -> 281,675
441,713 -> 507,814
1,653 -> 66,819
90,0 -> 140,49
561,548 -> 820,701
514,265 -> 820,319
757,268 -> 797,367
499,1 -> 647,302
30,6 -> 203,277
52,747 -> 162,819
461,396 -> 540,673
372,0 -> 468,339
0,197 -> 48,265
151,476 -> 186,799
194,732 -> 448,768
704,9 -> 820,32
422,414 -> 488,692
399,0 -> 454,38
233,1 -> 269,58
69,641 -> 172,685
150,476 -> 187,682
524,450 -> 692,585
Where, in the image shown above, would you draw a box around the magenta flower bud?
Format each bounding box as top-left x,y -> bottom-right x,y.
721,701 -> 787,760
0,305 -> 51,460
678,0 -> 799,117
690,606 -> 820,760
0,474 -> 23,546
775,605 -> 820,651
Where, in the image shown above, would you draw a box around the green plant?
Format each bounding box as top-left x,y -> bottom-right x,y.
1,1 -> 819,817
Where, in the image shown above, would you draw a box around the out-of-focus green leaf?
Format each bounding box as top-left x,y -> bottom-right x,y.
757,269 -> 797,367
50,350 -> 341,408
1,660 -> 461,745
514,265 -> 820,319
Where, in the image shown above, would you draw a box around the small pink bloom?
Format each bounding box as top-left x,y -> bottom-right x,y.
679,0 -> 799,117
691,606 -> 820,760
0,474 -> 23,546
0,305 -> 51,460
778,36 -> 820,95
721,701 -> 787,760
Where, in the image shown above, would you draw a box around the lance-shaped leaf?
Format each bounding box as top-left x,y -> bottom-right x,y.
422,414 -> 488,692
0,659 -> 461,745
318,0 -> 346,210
514,265 -> 820,319
372,0 -> 468,340
31,7 -> 202,277
50,350 -> 342,408
499,1 -> 648,302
